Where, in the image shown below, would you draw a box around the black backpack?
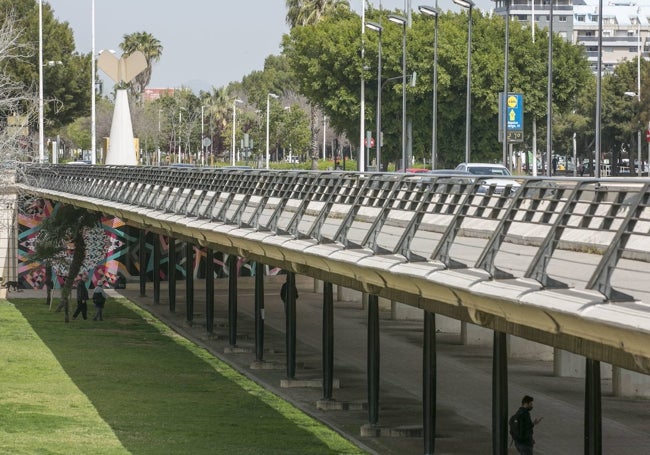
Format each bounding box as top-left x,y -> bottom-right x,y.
509,410 -> 525,442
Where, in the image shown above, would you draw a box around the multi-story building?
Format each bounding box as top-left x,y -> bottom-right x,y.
492,0 -> 648,72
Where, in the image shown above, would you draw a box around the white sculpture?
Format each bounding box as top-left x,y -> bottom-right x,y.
97,50 -> 147,165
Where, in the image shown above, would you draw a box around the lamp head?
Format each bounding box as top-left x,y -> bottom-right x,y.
418,5 -> 440,17
388,14 -> 407,26
365,21 -> 383,33
453,0 -> 475,9
269,93 -> 279,100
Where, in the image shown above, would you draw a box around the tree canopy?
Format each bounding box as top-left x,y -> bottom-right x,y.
0,0 -> 91,135
283,7 -> 594,167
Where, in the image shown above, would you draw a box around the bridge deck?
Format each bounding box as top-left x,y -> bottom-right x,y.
16,165 -> 650,373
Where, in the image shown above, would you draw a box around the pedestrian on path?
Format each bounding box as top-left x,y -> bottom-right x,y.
73,280 -> 89,320
510,395 -> 543,455
92,281 -> 106,321
280,273 -> 298,314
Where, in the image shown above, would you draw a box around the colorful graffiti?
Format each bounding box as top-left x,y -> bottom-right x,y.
17,198 -> 283,290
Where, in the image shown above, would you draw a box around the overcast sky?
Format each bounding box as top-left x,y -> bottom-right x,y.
48,0 -> 493,93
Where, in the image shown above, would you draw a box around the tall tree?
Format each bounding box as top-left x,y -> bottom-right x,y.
286,0 -> 350,29
120,31 -> 163,103
284,8 -> 593,168
285,0 -> 350,166
32,205 -> 101,323
200,86 -> 231,159
0,0 -> 91,139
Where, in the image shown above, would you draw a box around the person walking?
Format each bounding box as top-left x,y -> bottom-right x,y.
73,280 -> 89,320
510,395 -> 543,455
280,273 -> 298,315
92,281 -> 107,321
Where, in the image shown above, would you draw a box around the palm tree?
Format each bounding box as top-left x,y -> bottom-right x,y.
201,86 -> 234,159
286,0 -> 350,29
120,31 -> 163,104
285,0 -> 349,167
32,205 -> 101,322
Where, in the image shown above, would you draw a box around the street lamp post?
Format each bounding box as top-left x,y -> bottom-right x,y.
637,9 -> 643,176
323,115 -> 327,160
547,0 -> 554,176
453,0 -> 474,165
388,14 -> 407,172
418,6 -> 440,170
201,105 -> 205,166
625,91 -> 642,175
365,21 -> 383,171
232,99 -> 243,166
501,0 -> 511,170
266,93 -> 279,170
178,110 -> 182,164
38,0 -> 44,162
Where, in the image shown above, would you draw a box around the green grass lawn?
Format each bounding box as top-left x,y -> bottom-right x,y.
0,298 -> 366,455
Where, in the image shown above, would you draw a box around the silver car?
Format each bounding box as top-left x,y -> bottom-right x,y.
455,163 -> 521,195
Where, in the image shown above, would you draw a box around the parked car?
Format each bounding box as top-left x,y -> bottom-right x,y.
455,162 -> 511,176
455,162 -> 521,195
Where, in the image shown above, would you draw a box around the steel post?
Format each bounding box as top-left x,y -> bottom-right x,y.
254,262 -> 265,362
322,281 -> 334,400
228,255 -> 238,347
185,242 -> 194,325
205,248 -> 214,333
367,294 -> 380,426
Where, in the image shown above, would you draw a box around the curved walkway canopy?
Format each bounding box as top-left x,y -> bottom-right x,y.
16,165 -> 650,374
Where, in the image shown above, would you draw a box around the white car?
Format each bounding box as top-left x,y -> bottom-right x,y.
455,163 -> 521,195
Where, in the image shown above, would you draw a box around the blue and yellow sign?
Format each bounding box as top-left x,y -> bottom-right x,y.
507,94 -> 523,131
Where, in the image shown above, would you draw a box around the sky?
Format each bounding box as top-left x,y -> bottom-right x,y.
48,0 -> 494,93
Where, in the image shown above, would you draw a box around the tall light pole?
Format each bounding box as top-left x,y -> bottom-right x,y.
177,110 -> 183,164
157,108 -> 162,165
232,99 -> 243,166
389,14 -> 407,171
323,115 -> 328,160
637,8 -> 642,177
266,93 -> 279,170
91,0 -> 96,164
38,0 -> 44,162
201,105 -> 205,166
365,21 -> 383,171
546,0 -> 554,176
418,6 -> 440,170
595,0 -> 603,178
453,0 -> 474,165
501,0 -> 511,169
360,1 -> 366,172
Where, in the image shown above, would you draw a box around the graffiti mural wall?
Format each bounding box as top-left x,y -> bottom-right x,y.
17,198 -> 282,289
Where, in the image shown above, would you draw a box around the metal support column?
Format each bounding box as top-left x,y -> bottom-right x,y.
254,262 -> 265,362
185,242 -> 194,325
423,311 -> 436,455
228,255 -> 238,347
585,358 -> 602,455
205,248 -> 214,333
168,237 -> 176,312
153,234 -> 160,305
322,281 -> 334,401
286,271 -> 297,379
367,293 -> 380,426
139,229 -> 146,297
493,331 -> 508,455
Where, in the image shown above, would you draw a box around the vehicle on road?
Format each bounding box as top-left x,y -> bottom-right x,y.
454,162 -> 521,195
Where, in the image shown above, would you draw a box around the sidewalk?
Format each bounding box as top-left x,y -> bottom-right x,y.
12,278 -> 650,454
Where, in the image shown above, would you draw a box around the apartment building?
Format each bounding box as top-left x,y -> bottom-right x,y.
492,0 -> 649,72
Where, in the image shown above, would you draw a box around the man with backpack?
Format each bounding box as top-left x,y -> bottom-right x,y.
92,281 -> 107,321
510,395 -> 543,455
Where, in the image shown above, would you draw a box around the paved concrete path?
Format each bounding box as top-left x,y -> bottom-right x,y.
11,279 -> 650,454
